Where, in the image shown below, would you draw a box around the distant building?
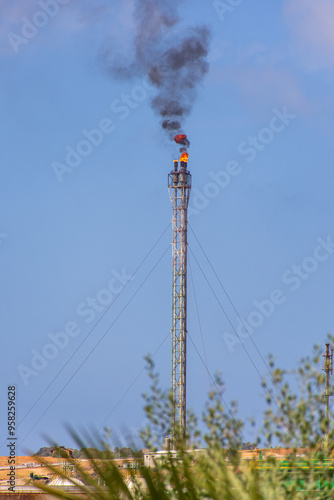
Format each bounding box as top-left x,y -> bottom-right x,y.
48,476 -> 84,489
143,449 -> 206,468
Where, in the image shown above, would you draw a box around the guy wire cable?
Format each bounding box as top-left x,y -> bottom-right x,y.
15,232 -> 171,448
189,224 -> 285,398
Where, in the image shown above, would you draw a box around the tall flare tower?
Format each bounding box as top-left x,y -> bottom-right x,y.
168,154 -> 192,448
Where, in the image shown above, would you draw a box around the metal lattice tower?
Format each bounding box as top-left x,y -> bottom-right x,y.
322,343 -> 333,432
168,159 -> 192,448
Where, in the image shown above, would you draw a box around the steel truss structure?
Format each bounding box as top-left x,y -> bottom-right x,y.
168,160 -> 192,448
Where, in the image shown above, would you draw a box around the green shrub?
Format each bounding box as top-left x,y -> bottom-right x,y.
35,338 -> 334,499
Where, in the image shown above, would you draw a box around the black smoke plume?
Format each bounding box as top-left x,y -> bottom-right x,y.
102,0 -> 210,141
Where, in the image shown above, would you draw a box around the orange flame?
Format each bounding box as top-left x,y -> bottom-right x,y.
174,134 -> 188,145
179,152 -> 189,162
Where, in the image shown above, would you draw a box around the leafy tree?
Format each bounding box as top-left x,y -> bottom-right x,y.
34,337 -> 334,499
119,447 -> 138,458
34,446 -> 56,457
241,442 -> 257,450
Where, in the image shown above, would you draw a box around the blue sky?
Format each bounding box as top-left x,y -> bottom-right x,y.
1,0 -> 334,454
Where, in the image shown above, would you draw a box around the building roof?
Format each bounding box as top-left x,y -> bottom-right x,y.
48,476 -> 84,487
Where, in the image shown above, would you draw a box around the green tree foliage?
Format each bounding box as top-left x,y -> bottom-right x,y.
34,446 -> 55,457
35,338 -> 334,499
262,336 -> 334,452
241,442 -> 257,450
